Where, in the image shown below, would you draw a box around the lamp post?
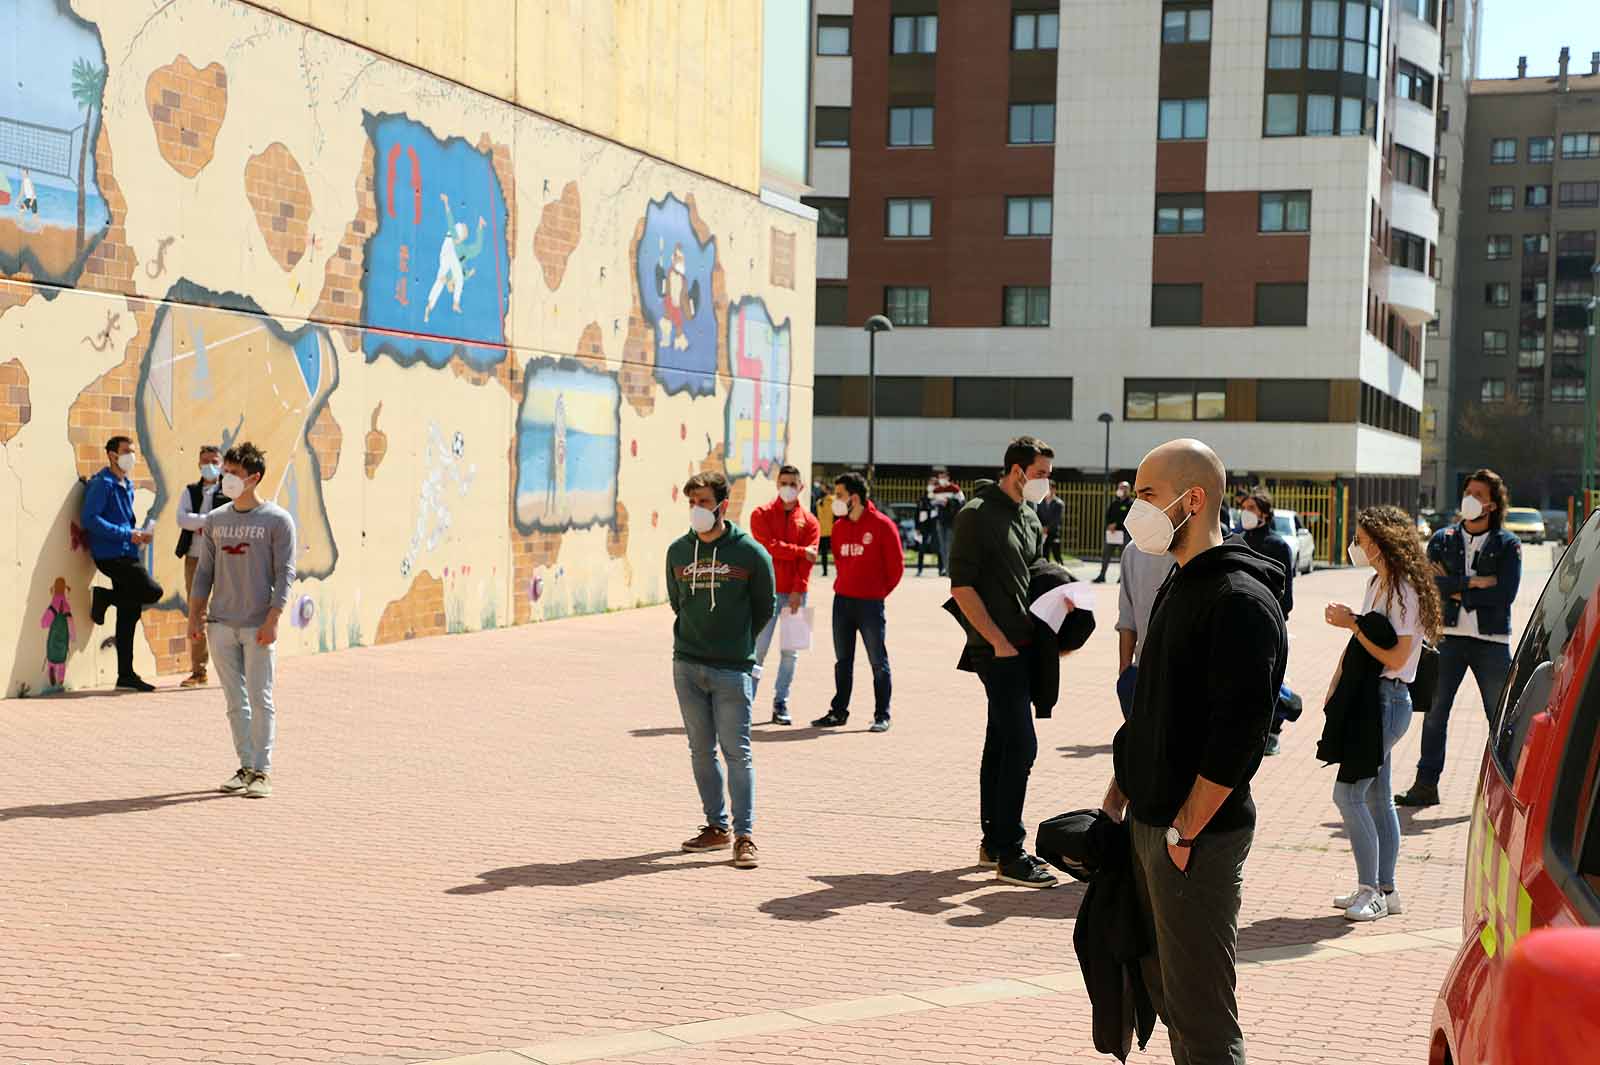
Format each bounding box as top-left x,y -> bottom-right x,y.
1098,412 -> 1114,491
864,314 -> 894,485
1585,265 -> 1600,512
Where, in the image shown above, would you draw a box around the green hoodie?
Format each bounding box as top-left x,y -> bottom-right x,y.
666,520 -> 776,671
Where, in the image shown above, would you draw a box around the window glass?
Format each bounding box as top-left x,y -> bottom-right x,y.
1481,378 -> 1506,401
875,376 -> 929,417
1491,138 -> 1517,164
1125,386 -> 1157,420
817,19 -> 851,56
1311,0 -> 1341,33
1489,186 -> 1513,210
1158,388 -> 1195,420
1003,287 -> 1051,327
801,197 -> 848,237
1159,100 -> 1185,140
1255,283 -> 1310,327
1196,383 -> 1226,420
1482,329 -> 1508,356
1038,13 -> 1060,47
1008,198 -> 1030,234
1013,12 -> 1036,50
815,107 -> 851,147
1267,93 -> 1300,136
1257,378 -> 1331,420
885,286 -> 930,326
1151,284 -> 1204,326
1031,198 -> 1053,235
1006,196 -> 1052,237
1270,0 -> 1303,33
1032,103 -> 1055,143
1285,192 -> 1311,231
1157,206 -> 1182,234
815,286 -> 848,327
1527,185 -> 1551,207
1309,36 -> 1340,68
1487,235 -> 1511,260
1269,36 -> 1302,68
1184,99 -> 1208,138
1162,10 -> 1187,42
1307,94 -> 1335,135
954,377 -> 1012,418
1012,376 -> 1072,419
1529,137 -> 1554,162
1190,9 -> 1212,40
1340,96 -> 1363,135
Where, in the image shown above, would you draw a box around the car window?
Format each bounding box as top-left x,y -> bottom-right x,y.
1273,514 -> 1294,536
1493,510 -> 1600,782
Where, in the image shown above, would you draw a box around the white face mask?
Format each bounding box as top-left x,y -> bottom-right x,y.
116,452 -> 136,473
1348,541 -> 1370,567
1460,494 -> 1486,522
1126,490 -> 1196,555
689,504 -> 721,534
1022,477 -> 1051,505
831,497 -> 851,517
200,463 -> 221,481
1240,510 -> 1261,531
777,485 -> 800,504
221,473 -> 248,499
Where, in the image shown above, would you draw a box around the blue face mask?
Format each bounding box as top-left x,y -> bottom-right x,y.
201,463 -> 221,481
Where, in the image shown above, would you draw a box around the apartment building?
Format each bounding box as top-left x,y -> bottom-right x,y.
1451,48 -> 1600,508
809,0 -> 1434,514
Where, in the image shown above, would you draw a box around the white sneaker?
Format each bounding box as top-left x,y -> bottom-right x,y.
243,772 -> 272,799
1344,886 -> 1389,922
1333,887 -> 1401,913
1383,889 -> 1403,915
219,768 -> 250,794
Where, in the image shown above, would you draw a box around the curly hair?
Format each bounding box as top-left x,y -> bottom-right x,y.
1357,504 -> 1442,641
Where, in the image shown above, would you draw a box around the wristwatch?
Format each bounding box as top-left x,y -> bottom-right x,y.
1165,826 -> 1196,848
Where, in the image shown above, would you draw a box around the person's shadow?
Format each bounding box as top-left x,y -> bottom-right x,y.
1058,743 -> 1115,759
1320,810 -> 1472,840
629,725 -> 844,744
1237,914 -> 1354,952
0,791 -> 230,821
760,867 -> 1084,927
445,851 -> 728,895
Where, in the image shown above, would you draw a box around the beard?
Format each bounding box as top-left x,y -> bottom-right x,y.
1169,510 -> 1202,554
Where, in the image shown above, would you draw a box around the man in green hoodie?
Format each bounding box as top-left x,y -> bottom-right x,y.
666,471 -> 776,869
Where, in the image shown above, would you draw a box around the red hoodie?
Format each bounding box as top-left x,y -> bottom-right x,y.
831,501 -> 905,600
749,496 -> 820,595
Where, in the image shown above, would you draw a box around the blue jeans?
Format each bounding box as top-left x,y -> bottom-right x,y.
752,593 -> 806,707
1333,679 -> 1412,889
672,659 -> 755,837
1415,636 -> 1513,787
831,595 -> 891,720
209,623 -> 277,773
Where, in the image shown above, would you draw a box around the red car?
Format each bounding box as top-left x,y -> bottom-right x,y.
1431,509 -> 1600,1064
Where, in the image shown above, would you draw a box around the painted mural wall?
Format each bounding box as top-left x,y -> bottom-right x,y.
0,0 -> 815,697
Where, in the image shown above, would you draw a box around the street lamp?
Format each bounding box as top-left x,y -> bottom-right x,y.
1584,261 -> 1600,511
1097,412 -> 1114,492
864,314 -> 894,485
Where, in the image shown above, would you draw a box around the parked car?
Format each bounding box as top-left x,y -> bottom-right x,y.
1540,509 -> 1570,544
1430,507 -> 1600,1065
1271,510 -> 1316,573
1503,507 -> 1546,544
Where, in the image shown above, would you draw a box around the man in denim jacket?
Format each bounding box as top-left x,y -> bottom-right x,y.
1397,468 -> 1522,808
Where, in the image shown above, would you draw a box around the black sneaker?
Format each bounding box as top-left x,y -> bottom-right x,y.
811,711 -> 848,728
1395,781 -> 1440,808
1263,733 -> 1282,756
869,717 -> 891,733
996,853 -> 1058,889
91,587 -> 111,625
771,703 -> 792,726
115,675 -> 156,693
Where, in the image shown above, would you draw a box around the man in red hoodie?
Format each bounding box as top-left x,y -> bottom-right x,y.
749,464 -> 821,725
814,471 -> 904,733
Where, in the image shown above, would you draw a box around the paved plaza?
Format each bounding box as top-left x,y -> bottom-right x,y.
3,548 -> 1557,1065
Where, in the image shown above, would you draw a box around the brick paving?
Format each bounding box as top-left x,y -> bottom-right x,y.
1,547 -> 1556,1065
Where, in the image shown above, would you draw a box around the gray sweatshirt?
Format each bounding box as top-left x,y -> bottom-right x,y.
191,501 -> 297,628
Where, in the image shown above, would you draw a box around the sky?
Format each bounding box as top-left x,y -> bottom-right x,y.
1476,0 -> 1600,79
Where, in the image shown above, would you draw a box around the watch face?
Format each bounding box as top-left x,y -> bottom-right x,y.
1165,826 -> 1179,845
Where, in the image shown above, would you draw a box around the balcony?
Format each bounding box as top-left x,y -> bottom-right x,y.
1393,7 -> 1442,72
1391,183 -> 1439,244
1391,99 -> 1437,160
1388,265 -> 1437,327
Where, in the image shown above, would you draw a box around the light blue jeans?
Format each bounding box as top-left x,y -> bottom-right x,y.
209,623 -> 278,774
672,659 -> 755,837
752,593 -> 806,707
1333,678 -> 1412,890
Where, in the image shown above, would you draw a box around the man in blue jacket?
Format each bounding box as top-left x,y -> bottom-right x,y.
82,435 -> 164,691
1397,468 -> 1521,808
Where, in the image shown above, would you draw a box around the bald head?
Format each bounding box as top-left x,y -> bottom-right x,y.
1135,438 -> 1226,523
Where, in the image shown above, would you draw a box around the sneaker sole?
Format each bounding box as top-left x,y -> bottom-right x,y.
682,842 -> 732,853
996,873 -> 1058,889
733,858 -> 759,869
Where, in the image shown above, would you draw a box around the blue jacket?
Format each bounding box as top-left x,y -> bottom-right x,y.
81,468 -> 138,561
1428,523 -> 1522,637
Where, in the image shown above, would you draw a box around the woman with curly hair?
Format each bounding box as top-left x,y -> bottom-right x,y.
1322,504 -> 1443,921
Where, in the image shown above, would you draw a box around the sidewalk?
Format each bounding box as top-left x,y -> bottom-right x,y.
2,551 -> 1551,1065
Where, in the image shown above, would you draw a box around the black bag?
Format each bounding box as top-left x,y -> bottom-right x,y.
1409,642 -> 1439,714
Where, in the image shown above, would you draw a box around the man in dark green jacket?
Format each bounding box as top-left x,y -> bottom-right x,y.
666,471 -> 776,870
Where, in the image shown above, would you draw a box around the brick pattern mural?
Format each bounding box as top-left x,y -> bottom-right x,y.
140,607 -> 191,677
510,530 -> 565,626
0,359 -> 30,444
67,302 -> 156,485
308,404 -> 342,480
771,228 -> 796,290
0,277 -> 37,319
364,402 -> 387,479
79,130 -> 138,298
533,181 -> 581,290
374,572 -> 446,644
244,142 -> 313,272
144,56 -> 228,178
311,140 -> 377,339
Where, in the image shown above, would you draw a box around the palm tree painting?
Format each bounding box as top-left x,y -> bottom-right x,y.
69,57 -> 106,259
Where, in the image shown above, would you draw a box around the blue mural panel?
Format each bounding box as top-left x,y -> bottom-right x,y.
514,358 -> 620,533
723,297 -> 792,481
635,194 -> 717,396
360,112 -> 510,372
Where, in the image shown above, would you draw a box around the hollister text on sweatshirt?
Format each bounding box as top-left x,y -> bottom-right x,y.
192,501 -> 298,629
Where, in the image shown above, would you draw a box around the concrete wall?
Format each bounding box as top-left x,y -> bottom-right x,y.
0,0 -> 814,697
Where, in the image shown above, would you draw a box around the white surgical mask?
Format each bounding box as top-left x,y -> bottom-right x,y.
1126,490 -> 1195,555
777,485 -> 800,505
116,452 -> 136,473
689,505 -> 719,534
1459,495 -> 1485,522
1348,541 -> 1370,567
831,497 -> 850,518
1240,510 -> 1261,531
201,463 -> 221,481
1022,478 -> 1051,505
221,473 -> 249,498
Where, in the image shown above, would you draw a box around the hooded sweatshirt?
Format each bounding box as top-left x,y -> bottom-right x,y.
665,520 -> 775,672
829,500 -> 905,600
1112,542 -> 1287,835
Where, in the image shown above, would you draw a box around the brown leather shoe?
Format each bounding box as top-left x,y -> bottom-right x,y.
682,825 -> 732,853
179,672 -> 207,689
733,836 -> 759,869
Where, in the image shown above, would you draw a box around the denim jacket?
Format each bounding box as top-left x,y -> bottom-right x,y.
1427,523 -> 1522,637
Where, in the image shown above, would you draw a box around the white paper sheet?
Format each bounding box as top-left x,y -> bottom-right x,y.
779,607 -> 814,652
1105,530 -> 1126,545
1029,584 -> 1095,634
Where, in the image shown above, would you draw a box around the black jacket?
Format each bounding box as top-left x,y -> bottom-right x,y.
1242,525 -> 1295,617
1037,809 -> 1155,1062
948,481 -> 1044,656
1113,543 -> 1288,834
1104,496 -> 1134,532
174,480 -> 231,559
1316,612 -> 1399,783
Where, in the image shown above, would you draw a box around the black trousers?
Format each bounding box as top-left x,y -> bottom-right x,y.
818,536 -> 830,575
1043,530 -> 1063,564
95,557 -> 163,678
978,652 -> 1037,862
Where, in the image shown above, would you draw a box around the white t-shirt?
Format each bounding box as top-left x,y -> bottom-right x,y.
1362,577 -> 1424,682
1442,530 -> 1511,645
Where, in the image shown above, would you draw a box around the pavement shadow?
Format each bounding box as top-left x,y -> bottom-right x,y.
760,867 -> 1083,926
1058,743 -> 1115,759
445,851 -> 728,895
628,725 -> 844,743
1320,810 -> 1473,839
1237,914 -> 1354,952
0,791 -> 231,821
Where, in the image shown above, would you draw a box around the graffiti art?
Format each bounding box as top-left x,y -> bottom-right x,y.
723,297 -> 792,481
635,194 -> 717,397
515,357 -> 620,532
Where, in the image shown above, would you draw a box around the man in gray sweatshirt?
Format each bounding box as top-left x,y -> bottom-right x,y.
187,441 -> 297,799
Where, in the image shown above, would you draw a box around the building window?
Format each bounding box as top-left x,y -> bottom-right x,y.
1516,378 -> 1540,403
951,378 -> 1074,420
802,197 -> 848,237
885,198 -> 932,238
1267,0 -> 1303,68
1257,378 -> 1331,421
1395,0 -> 1438,24
1427,316 -> 1441,334
1392,230 -> 1428,272
1557,278 -> 1595,306
1260,190 -> 1312,232
815,107 -> 851,147
1440,106 -> 1450,131
1438,154 -> 1449,182
1526,184 -> 1551,208
1490,137 -> 1518,164
954,378 -> 1013,419
1396,145 -> 1431,191
1481,378 -> 1506,403
1125,378 -> 1226,421
1255,283 -> 1309,326
1265,93 -> 1301,136
1524,232 -> 1551,256
1486,235 -> 1511,260
817,15 -> 851,55
1488,186 -> 1513,211
1529,136 -> 1555,163
1559,182 -> 1600,208
1425,359 -> 1439,383
891,14 -> 937,54
1442,51 -> 1453,79
1561,132 -> 1600,160
1008,103 -> 1056,145
1159,98 -> 1208,140
1003,286 -> 1051,327
1155,193 -> 1205,234
888,106 -> 934,147
1151,284 -> 1203,326
1005,196 -> 1053,237
1553,379 -> 1586,404
1482,329 -> 1508,357
1525,278 -> 1549,319
1162,3 -> 1213,43
884,286 -> 930,326
1555,330 -> 1586,355
1485,282 -> 1511,307
816,285 -> 848,327
1518,332 -> 1546,368
1395,60 -> 1435,109
1013,11 -> 1060,50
